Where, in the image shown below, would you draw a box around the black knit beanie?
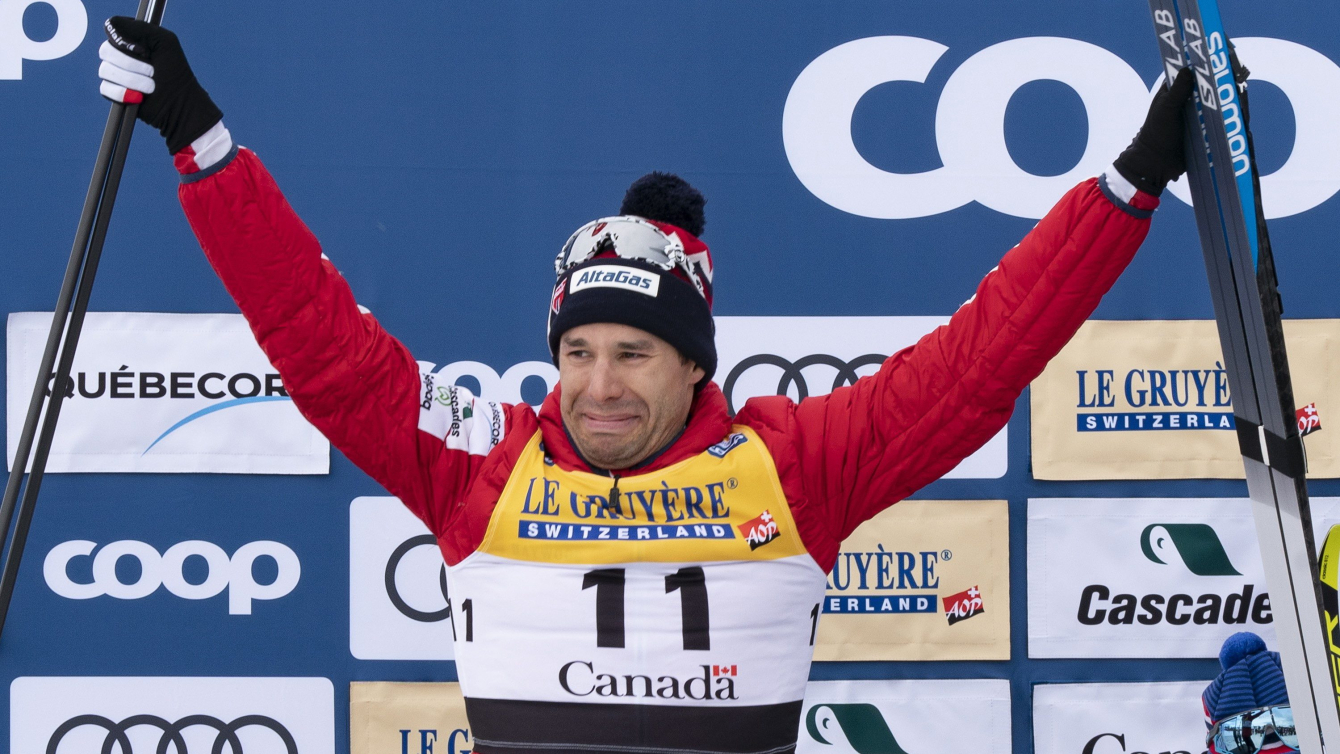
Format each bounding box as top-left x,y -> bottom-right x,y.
547,173 -> 717,380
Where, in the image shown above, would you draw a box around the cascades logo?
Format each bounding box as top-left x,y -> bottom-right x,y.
806,704 -> 909,754
1077,522 -> 1268,627
1140,523 -> 1241,576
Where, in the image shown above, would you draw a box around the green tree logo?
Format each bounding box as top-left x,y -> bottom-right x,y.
806,704 -> 910,754
1140,523 -> 1242,576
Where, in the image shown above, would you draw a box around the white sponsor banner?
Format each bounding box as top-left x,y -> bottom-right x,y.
715,316 -> 1007,479
11,676 -> 334,753
350,496 -> 454,660
6,312 -> 328,474
1033,682 -> 1208,754
1028,497 -> 1340,658
797,679 -> 1011,753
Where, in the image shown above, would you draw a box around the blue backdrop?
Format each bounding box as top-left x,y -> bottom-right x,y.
3,1 -> 1339,751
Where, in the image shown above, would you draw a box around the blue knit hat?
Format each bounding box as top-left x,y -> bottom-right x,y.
1203,632 -> 1291,722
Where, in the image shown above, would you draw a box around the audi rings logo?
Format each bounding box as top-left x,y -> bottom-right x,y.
46,714 -> 297,753
721,354 -> 885,414
385,534 -> 450,623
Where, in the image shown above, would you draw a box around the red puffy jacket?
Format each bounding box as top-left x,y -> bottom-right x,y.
178,145 -> 1156,573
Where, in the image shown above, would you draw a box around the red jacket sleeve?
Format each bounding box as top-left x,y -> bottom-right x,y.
737,177 -> 1157,556
177,147 -> 520,536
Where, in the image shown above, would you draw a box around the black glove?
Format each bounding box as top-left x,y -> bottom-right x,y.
99,17 -> 222,154
1113,66 -> 1195,196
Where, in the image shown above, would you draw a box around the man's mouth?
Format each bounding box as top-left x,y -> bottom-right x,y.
581,413 -> 640,434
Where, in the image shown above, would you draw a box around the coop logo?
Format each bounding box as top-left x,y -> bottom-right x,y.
1081,732 -> 1190,754
46,714 -> 298,753
44,539 -> 301,615
45,367 -> 291,454
1076,523 -> 1270,628
0,0 -> 88,79
806,703 -> 909,753
558,661 -> 739,700
1074,363 -> 1236,433
385,534 -> 450,623
721,353 -> 885,414
825,546 -> 958,615
785,35 -> 1340,220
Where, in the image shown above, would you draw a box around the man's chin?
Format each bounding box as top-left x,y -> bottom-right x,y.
576,433 -> 647,470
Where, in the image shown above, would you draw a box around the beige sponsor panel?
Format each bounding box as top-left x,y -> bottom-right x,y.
813,499 -> 1009,661
350,682 -> 472,754
1032,319 -> 1340,480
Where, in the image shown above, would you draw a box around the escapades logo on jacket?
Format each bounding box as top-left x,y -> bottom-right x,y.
813,500 -> 1010,662
1031,320 -> 1340,480
1027,497 -> 1340,658
5,312 -> 329,474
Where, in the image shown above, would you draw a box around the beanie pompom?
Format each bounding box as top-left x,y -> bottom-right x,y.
1220,631 -> 1268,670
620,172 -> 706,238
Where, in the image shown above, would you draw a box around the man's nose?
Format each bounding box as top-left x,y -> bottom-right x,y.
586,356 -> 624,402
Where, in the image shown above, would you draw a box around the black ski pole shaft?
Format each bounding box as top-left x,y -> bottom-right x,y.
0,0 -> 166,642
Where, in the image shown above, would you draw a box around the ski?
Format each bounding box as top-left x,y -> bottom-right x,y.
1146,0 -> 1340,748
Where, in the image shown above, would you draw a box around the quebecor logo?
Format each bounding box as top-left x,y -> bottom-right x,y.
806,703 -> 909,754
784,36 -> 1340,220
1140,523 -> 1242,576
44,539 -> 301,615
0,0 -> 87,79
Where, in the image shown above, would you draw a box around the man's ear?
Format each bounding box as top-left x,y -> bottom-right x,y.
688,362 -> 706,386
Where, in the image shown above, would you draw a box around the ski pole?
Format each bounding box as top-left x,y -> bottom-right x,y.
0,0 -> 168,643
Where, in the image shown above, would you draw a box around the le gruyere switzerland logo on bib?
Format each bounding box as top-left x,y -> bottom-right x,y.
569,265 -> 661,297
480,426 -> 806,564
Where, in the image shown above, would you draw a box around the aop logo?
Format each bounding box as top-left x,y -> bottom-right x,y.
46,714 -> 297,753
44,540 -> 300,615
1140,523 -> 1242,576
0,0 -> 87,79
784,36 -> 1340,220
385,534 -> 450,623
806,703 -> 909,754
721,354 -> 885,414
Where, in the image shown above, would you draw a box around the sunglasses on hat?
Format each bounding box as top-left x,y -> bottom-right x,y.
556,216 -> 709,299
1208,705 -> 1298,754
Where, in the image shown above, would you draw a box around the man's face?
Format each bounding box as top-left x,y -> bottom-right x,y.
558,323 -> 705,470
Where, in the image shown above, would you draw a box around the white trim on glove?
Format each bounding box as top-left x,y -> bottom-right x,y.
98,40 -> 154,103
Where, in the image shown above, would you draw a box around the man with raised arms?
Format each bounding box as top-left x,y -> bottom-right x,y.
97,17 -> 1192,754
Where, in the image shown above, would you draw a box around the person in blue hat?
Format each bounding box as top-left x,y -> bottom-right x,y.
1204,633 -> 1299,754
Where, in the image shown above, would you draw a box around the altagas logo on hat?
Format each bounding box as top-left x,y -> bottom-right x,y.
569,265 -> 661,297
